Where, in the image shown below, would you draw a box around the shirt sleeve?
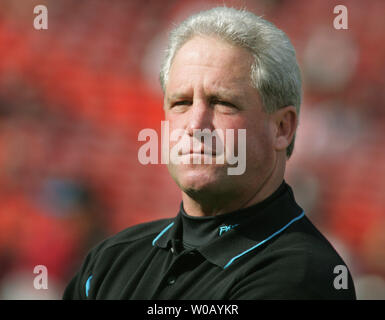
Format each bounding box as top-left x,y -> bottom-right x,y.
62,242 -> 101,300
62,271 -> 84,300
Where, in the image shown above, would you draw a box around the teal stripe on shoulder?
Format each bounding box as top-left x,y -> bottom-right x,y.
85,275 -> 93,297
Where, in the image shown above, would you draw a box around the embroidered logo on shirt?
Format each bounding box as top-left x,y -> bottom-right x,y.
219,224 -> 239,236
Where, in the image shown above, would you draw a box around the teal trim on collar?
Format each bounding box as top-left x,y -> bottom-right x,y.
223,211 -> 305,269
152,222 -> 175,246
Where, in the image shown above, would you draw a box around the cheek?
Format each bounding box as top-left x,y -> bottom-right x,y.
164,113 -> 178,130
214,116 -> 271,157
164,114 -> 185,147
244,118 -> 275,163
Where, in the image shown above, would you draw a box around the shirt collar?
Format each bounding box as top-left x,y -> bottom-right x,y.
153,181 -> 304,269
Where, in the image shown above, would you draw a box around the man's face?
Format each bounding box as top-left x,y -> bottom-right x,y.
164,36 -> 276,199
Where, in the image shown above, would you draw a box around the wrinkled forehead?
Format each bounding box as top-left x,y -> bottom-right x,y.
170,36 -> 253,74
166,36 -> 255,97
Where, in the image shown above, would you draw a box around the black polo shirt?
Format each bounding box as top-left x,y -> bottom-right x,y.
63,181 -> 356,300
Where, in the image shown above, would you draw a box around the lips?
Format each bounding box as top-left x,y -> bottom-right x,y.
180,148 -> 217,156
176,137 -> 219,156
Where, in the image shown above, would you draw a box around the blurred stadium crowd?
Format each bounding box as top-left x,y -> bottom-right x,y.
0,0 -> 384,299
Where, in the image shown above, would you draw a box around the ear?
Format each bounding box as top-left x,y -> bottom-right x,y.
271,106 -> 298,152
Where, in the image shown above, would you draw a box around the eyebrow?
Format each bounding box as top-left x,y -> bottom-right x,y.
166,93 -> 190,104
166,89 -> 244,105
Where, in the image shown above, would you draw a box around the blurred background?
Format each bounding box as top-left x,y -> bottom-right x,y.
0,0 -> 384,299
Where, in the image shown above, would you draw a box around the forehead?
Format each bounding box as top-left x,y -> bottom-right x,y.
166,36 -> 255,96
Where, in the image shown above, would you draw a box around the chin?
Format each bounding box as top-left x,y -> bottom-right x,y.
169,165 -> 227,193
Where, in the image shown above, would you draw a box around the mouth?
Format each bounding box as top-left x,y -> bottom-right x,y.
180,148 -> 217,156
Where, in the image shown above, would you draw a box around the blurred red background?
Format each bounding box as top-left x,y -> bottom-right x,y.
0,0 -> 384,299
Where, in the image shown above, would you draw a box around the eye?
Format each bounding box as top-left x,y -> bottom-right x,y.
211,100 -> 238,113
170,100 -> 191,112
214,100 -> 233,107
174,100 -> 191,106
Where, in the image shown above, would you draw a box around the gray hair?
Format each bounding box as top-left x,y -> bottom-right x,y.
159,7 -> 302,158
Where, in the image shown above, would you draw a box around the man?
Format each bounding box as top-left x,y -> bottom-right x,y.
63,7 -> 356,299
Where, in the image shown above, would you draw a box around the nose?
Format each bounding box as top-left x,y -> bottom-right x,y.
186,99 -> 214,136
